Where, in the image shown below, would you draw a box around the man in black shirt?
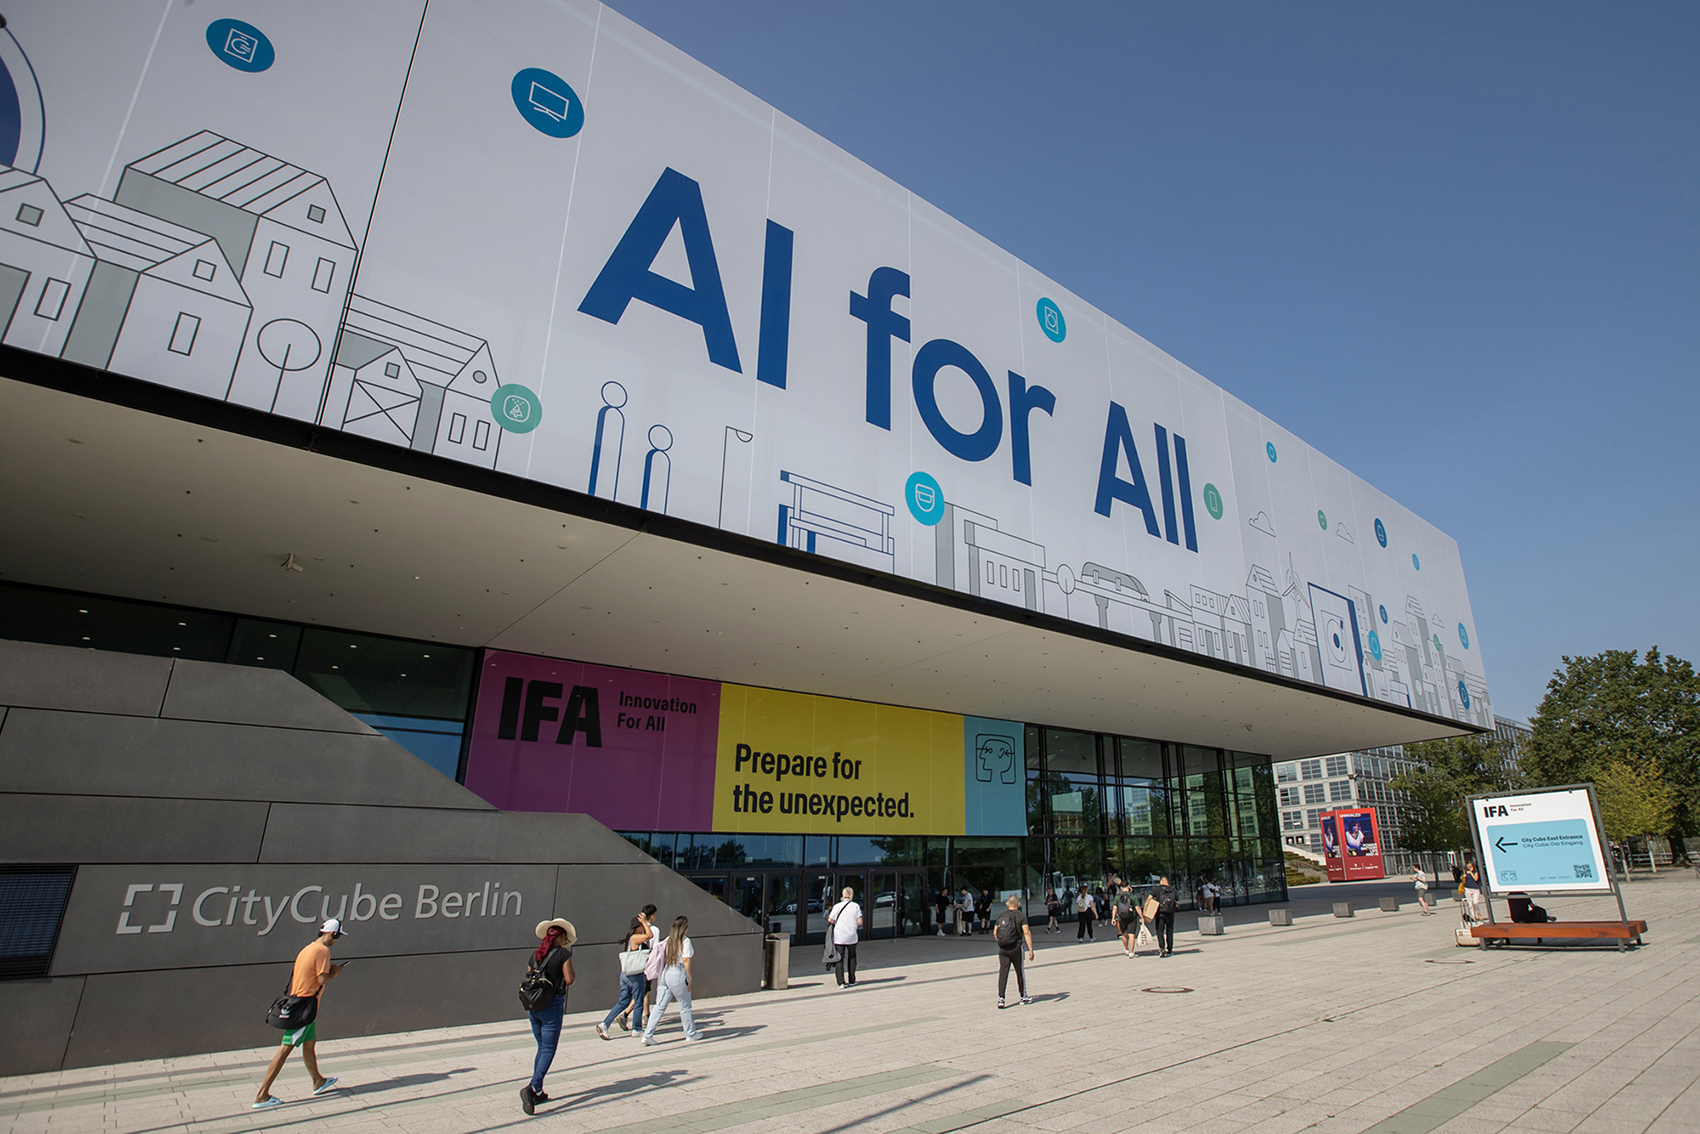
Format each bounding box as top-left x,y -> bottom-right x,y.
992,895 -> 1034,1008
1150,876 -> 1178,957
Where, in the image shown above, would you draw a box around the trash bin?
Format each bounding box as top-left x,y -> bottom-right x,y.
1333,901 -> 1354,918
764,934 -> 790,990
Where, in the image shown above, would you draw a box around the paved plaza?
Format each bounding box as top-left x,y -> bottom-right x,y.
5,874 -> 1698,1134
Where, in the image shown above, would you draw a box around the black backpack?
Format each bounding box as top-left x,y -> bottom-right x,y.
994,911 -> 1023,948
518,947 -> 560,1012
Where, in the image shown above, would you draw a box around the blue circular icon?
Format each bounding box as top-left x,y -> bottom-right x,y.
1374,518 -> 1387,548
1266,441 -> 1277,463
1367,630 -> 1382,661
1457,681 -> 1471,710
206,19 -> 274,72
1412,553 -> 1420,570
1379,604 -> 1388,624
491,384 -> 542,433
1035,298 -> 1066,343
905,471 -> 945,526
511,68 -> 585,138
1458,623 -> 1470,649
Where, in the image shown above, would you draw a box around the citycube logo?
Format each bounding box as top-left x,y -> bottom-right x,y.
114,879 -> 527,936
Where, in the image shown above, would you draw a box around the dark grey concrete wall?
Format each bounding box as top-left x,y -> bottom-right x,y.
0,639 -> 761,1075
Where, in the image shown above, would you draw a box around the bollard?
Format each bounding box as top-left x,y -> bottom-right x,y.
1197,915 -> 1225,935
1268,909 -> 1293,926
1379,897 -> 1399,912
1333,901 -> 1354,918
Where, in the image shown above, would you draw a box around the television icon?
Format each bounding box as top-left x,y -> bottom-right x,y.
223,28 -> 259,62
529,81 -> 572,122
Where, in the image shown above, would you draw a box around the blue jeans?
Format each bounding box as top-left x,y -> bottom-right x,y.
641,966 -> 699,1040
602,972 -> 647,1032
528,994 -> 565,1093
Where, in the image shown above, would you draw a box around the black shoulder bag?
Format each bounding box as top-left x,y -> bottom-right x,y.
266,983 -> 318,1030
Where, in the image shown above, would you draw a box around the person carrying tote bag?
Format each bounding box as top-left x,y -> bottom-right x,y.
597,916 -> 653,1040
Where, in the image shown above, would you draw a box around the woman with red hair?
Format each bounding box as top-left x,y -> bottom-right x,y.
521,918 -> 575,1115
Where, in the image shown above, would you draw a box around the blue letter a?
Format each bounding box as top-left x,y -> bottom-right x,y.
578,167 -> 742,372
1093,401 -> 1162,536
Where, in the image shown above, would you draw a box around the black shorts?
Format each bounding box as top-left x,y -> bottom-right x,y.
1116,912 -> 1136,930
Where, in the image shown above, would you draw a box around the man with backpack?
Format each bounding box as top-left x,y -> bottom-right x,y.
993,894 -> 1034,1008
1150,876 -> 1178,957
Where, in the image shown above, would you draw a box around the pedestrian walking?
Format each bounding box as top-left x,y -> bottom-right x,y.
980,888 -> 995,934
934,888 -> 950,936
1151,876 -> 1178,956
1044,889 -> 1061,933
641,916 -> 703,1045
1413,868 -> 1432,915
958,887 -> 975,936
993,895 -> 1035,1008
597,916 -> 654,1040
252,919 -> 349,1109
1075,885 -> 1097,941
827,887 -> 864,987
613,904 -> 659,1032
518,918 -> 576,1114
1204,878 -> 1221,913
1114,885 -> 1138,955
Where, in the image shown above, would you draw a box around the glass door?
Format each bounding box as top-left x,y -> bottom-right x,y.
869,871 -> 897,939
688,874 -> 728,904
732,874 -> 764,928
900,872 -> 929,937
767,874 -> 801,939
805,874 -> 832,942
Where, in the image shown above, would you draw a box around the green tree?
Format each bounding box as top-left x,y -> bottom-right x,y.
1594,760 -> 1678,873
1524,649 -> 1700,850
1390,735 -> 1495,873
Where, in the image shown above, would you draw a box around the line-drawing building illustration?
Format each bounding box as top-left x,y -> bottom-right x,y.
776,471 -> 896,572
0,132 -> 508,470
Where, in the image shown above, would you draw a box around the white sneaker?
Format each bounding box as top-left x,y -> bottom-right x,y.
641,1035 -> 657,1046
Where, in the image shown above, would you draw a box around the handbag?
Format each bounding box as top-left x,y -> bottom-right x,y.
619,948 -> 649,976
266,985 -> 318,1031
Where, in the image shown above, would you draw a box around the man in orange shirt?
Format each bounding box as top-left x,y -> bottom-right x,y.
253,919 -> 349,1109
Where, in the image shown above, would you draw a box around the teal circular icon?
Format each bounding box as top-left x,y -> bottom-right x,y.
1412,553 -> 1421,570
1458,623 -> 1470,649
1317,509 -> 1328,531
905,471 -> 945,526
1379,604 -> 1388,624
1367,630 -> 1382,662
207,19 -> 274,72
1203,483 -> 1224,520
491,384 -> 542,433
1433,633 -> 1443,655
1458,681 -> 1471,710
1374,518 -> 1387,548
1035,297 -> 1066,343
512,68 -> 585,138
1266,441 -> 1277,463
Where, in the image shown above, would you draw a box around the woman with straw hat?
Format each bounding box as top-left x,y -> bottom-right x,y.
521,918 -> 576,1115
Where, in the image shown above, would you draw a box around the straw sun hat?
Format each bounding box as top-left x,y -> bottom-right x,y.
534,918 -> 577,947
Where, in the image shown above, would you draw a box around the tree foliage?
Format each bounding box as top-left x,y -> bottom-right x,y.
1391,735 -> 1498,864
1593,760 -> 1677,845
1523,649 -> 1700,840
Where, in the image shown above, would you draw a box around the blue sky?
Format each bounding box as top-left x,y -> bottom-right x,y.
608,1 -> 1699,722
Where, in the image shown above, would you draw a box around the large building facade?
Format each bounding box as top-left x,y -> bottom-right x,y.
1,2 -> 1492,1066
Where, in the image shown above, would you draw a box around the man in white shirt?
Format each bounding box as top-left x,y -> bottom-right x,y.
958,887 -> 975,936
827,888 -> 864,987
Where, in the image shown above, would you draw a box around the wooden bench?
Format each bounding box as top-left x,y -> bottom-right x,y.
1470,920 -> 1647,951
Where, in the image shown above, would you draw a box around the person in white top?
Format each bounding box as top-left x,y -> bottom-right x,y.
640,916 -> 703,1044
827,888 -> 864,988
613,904 -> 659,1032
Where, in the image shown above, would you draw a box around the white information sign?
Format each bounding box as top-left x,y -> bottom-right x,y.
0,1 -> 1493,722
1471,787 -> 1611,895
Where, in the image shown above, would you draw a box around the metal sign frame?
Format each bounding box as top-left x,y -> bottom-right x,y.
1464,783 -> 1629,928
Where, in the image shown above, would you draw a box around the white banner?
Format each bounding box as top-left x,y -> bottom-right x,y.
0,1 -> 1490,722
1471,788 -> 1612,895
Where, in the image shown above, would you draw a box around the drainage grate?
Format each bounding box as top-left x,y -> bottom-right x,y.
1425,958 -> 1474,964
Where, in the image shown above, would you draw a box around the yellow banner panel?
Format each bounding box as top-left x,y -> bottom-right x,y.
712,684 -> 966,835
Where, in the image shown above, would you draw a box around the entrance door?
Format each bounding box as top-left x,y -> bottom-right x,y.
768,874 -> 801,940
805,874 -> 832,941
688,874 -> 727,905
900,872 -> 929,936
869,871 -> 897,939
732,873 -> 764,929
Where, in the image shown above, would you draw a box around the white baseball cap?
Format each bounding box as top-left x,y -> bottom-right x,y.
320,919 -> 348,935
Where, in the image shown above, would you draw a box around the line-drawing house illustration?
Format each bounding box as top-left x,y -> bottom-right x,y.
0,131 -> 509,470
777,471 -> 895,572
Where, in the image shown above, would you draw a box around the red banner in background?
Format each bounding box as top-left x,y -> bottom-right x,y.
1321,807 -> 1386,881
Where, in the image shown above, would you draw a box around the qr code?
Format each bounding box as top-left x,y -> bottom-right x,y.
1574,864 -> 1594,879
